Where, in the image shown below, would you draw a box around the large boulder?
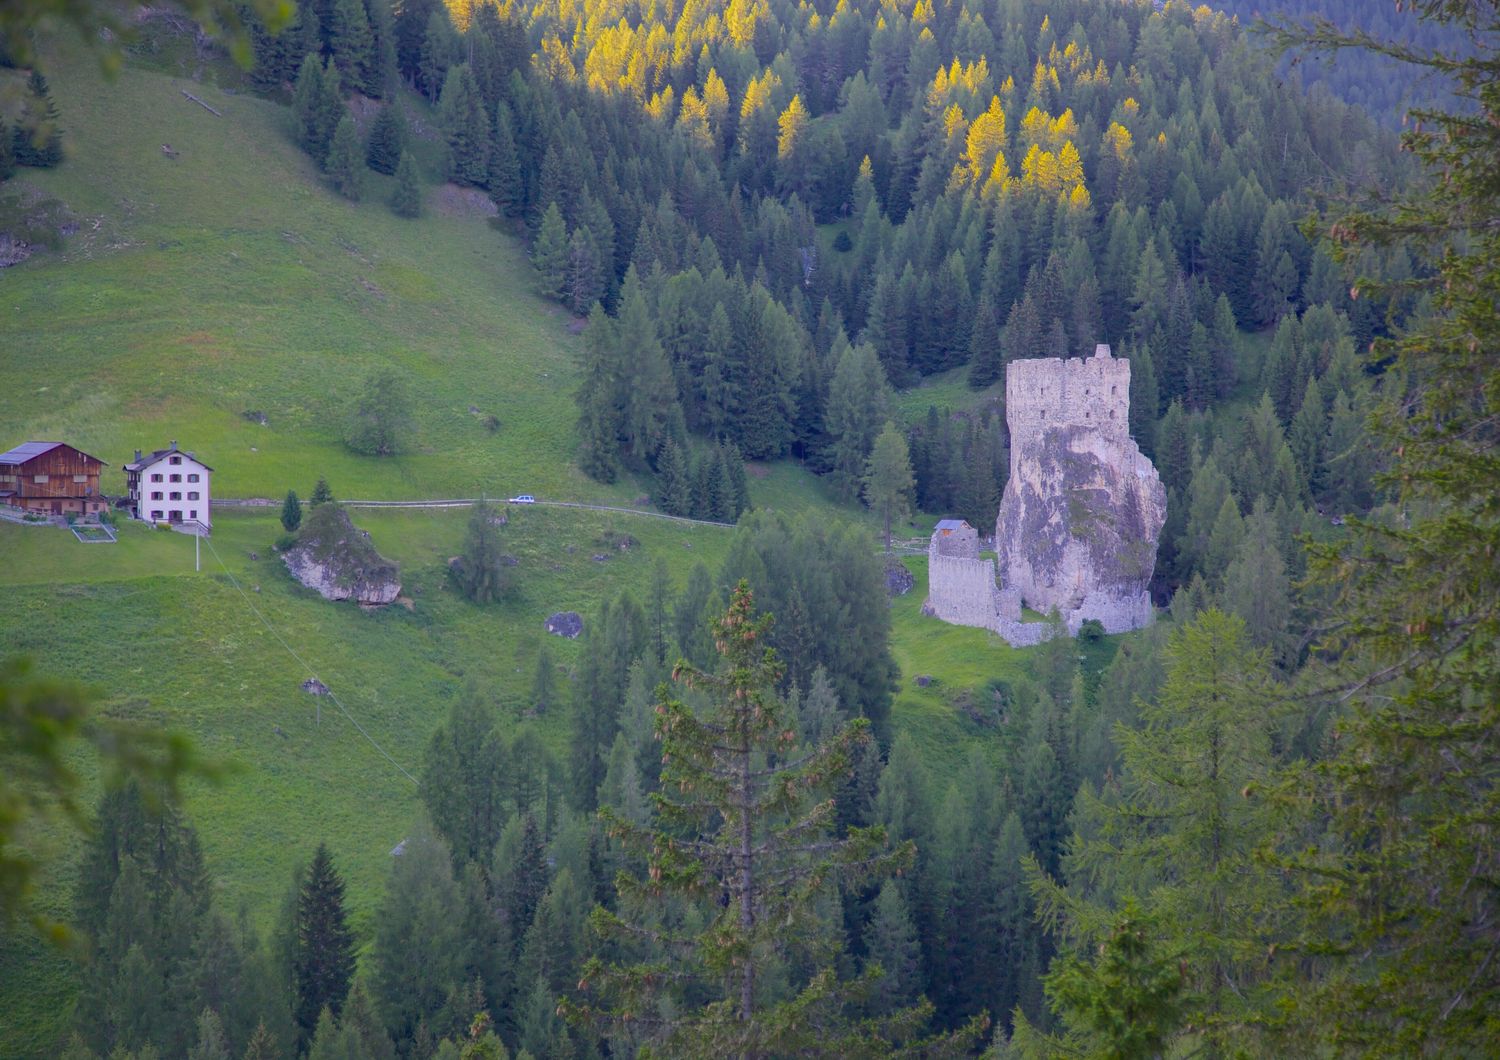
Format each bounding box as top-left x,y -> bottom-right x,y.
282,503 -> 401,606
995,348 -> 1166,634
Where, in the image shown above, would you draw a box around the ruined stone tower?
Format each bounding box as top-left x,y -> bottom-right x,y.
995,345 -> 1165,633
922,345 -> 1165,645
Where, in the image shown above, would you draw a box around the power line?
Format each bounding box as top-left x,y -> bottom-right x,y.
200,534 -> 419,787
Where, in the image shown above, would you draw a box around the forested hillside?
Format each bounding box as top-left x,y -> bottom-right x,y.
254,0 -> 1412,600
1215,0 -> 1471,122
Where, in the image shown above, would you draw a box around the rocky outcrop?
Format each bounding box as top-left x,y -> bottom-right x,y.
282,504 -> 400,606
995,347 -> 1165,634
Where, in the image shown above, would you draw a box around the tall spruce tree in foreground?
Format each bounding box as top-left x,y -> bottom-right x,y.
1016,610 -> 1287,1056
280,490 -> 302,533
567,584 -> 979,1056
292,844 -> 356,1042
1274,2 -> 1500,1051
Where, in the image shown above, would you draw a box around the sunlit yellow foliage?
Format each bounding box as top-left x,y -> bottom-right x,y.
1104,121 -> 1133,161
646,83 -> 676,122
911,0 -> 933,26
1123,97 -> 1141,117
962,96 -> 1007,185
702,68 -> 729,133
1056,140 -> 1084,189
677,86 -> 713,151
1021,139 -> 1086,199
740,68 -> 782,122
536,32 -> 577,82
777,94 -> 810,159
1067,184 -> 1092,212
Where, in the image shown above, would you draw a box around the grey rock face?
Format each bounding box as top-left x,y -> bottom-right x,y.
282,504 -> 401,606
995,348 -> 1165,634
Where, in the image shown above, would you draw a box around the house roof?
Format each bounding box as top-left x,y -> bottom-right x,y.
934,519 -> 973,532
0,441 -> 105,467
125,442 -> 214,473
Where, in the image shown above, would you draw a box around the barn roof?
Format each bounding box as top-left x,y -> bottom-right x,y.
934,519 -> 973,532
0,441 -> 105,466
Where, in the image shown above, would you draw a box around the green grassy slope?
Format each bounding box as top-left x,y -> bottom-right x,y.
4,42 -> 610,502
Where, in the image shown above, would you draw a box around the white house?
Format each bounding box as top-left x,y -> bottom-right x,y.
124,441 -> 213,531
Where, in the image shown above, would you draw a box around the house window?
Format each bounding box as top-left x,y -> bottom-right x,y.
169,492 -> 181,501
33,474 -> 48,483
151,473 -> 163,482
170,456 -> 181,465
73,474 -> 88,483
190,510 -> 197,519
151,510 -> 163,520
169,474 -> 182,483
151,491 -> 163,501
187,473 -> 200,482
0,474 -> 13,483
187,491 -> 199,501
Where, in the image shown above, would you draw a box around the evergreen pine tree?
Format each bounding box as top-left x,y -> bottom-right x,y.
241,1020 -> 279,1060
324,115 -> 364,200
0,116 -> 14,180
280,491 -> 302,533
451,497 -> 512,603
437,64 -> 489,187
365,104 -> 405,175
13,70 -> 63,167
531,203 -> 568,300
327,0 -> 373,90
529,646 -> 555,716
291,55 -> 327,156
654,438 -> 691,516
863,880 -> 923,1017
309,477 -> 334,507
487,106 -> 522,216
567,585 -> 959,1053
292,844 -> 356,1042
863,421 -> 915,552
390,150 -> 422,218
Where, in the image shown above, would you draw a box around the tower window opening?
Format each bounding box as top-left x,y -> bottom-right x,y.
1111,385 -> 1117,396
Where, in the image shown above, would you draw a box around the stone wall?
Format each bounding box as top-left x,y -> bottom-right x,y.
1005,344 -> 1130,445
924,539 -> 1064,647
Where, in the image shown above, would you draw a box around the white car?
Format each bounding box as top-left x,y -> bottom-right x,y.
508,494 -> 536,504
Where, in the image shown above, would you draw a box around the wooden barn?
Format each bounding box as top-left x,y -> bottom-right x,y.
0,441 -> 108,518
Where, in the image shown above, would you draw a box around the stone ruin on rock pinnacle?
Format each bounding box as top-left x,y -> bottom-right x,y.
923,344 -> 1166,646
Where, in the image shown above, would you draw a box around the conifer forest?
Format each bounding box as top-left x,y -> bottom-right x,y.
2,0 -> 1499,1057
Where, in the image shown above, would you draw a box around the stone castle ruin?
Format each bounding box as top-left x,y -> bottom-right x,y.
924,345 -> 1166,645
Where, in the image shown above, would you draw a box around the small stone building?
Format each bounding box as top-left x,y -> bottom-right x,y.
932,518 -> 978,558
